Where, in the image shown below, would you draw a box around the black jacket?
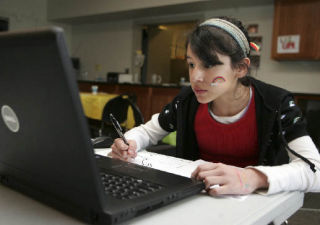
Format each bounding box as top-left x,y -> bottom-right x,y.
158,77 -> 314,169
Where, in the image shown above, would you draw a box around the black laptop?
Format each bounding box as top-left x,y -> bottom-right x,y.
0,27 -> 204,224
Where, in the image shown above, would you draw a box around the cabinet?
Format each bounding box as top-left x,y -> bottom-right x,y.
272,0 -> 320,60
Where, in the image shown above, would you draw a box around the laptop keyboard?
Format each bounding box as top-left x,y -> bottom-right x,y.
100,172 -> 163,200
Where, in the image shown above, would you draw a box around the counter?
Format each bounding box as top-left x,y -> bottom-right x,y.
77,80 -> 181,121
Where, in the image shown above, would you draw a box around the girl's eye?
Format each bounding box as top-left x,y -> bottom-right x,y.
188,63 -> 195,68
204,64 -> 213,69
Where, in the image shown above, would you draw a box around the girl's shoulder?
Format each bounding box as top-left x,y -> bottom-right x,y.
250,77 -> 293,109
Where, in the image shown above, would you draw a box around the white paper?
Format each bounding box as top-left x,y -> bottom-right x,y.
94,148 -> 206,178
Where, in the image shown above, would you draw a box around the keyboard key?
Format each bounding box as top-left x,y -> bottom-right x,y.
100,172 -> 162,200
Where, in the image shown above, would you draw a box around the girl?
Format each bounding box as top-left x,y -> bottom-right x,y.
111,16 -> 320,196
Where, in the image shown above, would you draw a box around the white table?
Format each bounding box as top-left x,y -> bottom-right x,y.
0,184 -> 303,225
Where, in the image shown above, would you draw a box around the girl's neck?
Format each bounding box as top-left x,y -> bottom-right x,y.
211,83 -> 250,117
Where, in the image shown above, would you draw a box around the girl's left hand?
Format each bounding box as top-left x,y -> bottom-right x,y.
191,162 -> 268,196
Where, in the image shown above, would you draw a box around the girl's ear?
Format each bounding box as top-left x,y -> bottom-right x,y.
235,57 -> 250,78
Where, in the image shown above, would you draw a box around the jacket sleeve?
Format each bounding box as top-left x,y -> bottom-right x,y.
125,88 -> 187,151
125,114 -> 169,151
157,95 -> 180,132
253,136 -> 320,194
252,95 -> 320,194
279,95 -> 308,142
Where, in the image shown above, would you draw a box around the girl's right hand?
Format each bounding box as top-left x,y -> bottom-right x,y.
111,138 -> 137,161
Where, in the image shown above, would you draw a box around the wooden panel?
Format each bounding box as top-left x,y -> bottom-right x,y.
272,0 -> 320,60
294,93 -> 320,104
117,85 -> 152,122
151,87 -> 181,119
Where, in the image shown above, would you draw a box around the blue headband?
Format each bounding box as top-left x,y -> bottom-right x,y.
200,18 -> 250,57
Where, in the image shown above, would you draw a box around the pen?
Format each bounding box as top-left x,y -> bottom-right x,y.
109,113 -> 129,146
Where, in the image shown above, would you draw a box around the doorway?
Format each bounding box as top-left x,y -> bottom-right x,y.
141,21 -> 196,85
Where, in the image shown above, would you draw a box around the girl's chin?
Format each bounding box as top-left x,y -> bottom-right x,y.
195,96 -> 211,104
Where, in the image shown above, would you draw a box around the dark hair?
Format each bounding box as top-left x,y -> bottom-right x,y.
186,16 -> 251,86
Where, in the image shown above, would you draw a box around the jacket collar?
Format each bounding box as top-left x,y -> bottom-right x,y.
249,77 -> 291,111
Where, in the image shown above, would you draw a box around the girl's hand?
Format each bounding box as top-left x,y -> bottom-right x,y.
191,162 -> 268,196
111,138 -> 137,161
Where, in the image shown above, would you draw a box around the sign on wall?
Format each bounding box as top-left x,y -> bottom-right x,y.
277,35 -> 300,54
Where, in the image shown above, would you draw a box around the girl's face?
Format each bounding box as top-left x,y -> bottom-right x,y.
187,45 -> 239,104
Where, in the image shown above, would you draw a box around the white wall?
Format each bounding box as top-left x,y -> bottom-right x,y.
0,0 -> 47,30
47,0 -> 209,20
0,0 -> 72,52
204,5 -> 320,94
71,21 -> 134,81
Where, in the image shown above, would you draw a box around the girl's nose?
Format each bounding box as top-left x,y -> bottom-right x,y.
192,69 -> 205,82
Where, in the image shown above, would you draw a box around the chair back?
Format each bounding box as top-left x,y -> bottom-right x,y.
99,94 -> 144,138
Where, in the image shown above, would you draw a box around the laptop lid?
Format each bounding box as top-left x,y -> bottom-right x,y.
0,27 -> 105,219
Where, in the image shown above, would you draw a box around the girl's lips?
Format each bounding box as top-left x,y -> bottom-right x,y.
194,89 -> 207,94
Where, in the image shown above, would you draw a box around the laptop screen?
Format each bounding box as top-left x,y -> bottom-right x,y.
0,27 -> 103,210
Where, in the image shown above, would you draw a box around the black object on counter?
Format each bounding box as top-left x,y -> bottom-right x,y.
106,72 -> 119,83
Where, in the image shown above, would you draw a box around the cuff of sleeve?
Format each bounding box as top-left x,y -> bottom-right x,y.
247,166 -> 282,195
124,131 -> 141,152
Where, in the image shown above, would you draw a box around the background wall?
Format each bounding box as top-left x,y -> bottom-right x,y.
71,20 -> 134,80
47,0 -> 208,20
0,0 -> 72,53
204,5 -> 320,94
1,0 -> 319,94
69,4 -> 320,94
0,0 -> 47,30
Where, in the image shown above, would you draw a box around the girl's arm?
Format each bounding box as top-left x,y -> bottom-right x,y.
252,95 -> 320,194
124,113 -> 169,151
252,135 -> 320,194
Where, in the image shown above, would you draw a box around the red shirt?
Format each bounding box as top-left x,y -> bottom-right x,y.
194,89 -> 259,167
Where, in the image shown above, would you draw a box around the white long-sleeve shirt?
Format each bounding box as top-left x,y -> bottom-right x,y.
125,113 -> 320,195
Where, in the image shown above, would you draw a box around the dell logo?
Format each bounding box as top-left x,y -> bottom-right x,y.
1,105 -> 20,133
